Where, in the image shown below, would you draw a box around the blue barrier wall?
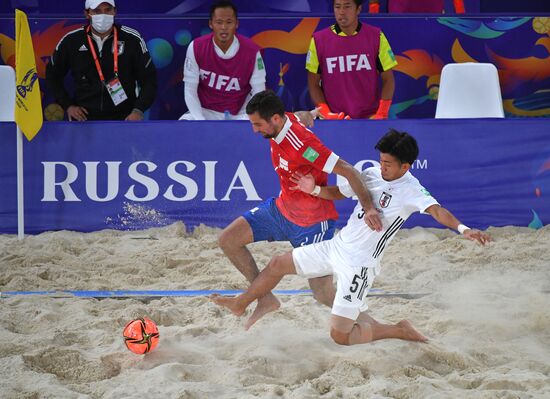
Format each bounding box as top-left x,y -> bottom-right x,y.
1,119 -> 548,234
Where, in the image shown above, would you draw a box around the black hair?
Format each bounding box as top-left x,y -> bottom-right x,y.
333,0 -> 363,7
246,90 -> 285,121
209,1 -> 238,20
375,129 -> 419,165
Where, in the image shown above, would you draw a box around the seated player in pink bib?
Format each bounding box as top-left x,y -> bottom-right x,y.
179,1 -> 266,120
306,0 -> 398,120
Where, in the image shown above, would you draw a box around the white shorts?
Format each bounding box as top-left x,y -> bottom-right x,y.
292,239 -> 376,320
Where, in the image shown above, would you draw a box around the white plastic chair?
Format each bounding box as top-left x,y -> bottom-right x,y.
435,62 -> 504,118
0,65 -> 16,122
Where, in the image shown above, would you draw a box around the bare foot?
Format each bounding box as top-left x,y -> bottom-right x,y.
210,294 -> 246,317
244,293 -> 281,331
397,320 -> 428,342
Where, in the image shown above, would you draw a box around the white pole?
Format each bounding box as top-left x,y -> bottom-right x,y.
16,125 -> 24,240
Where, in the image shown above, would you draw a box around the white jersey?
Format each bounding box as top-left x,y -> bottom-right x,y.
336,167 -> 439,273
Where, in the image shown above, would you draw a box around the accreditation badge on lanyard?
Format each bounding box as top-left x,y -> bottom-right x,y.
87,26 -> 128,106
105,76 -> 127,105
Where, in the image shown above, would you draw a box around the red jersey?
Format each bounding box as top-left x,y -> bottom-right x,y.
271,113 -> 339,226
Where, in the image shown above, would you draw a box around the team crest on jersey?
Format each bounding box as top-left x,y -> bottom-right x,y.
113,41 -> 125,55
379,191 -> 392,208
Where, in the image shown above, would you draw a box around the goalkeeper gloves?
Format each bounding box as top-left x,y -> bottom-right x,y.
317,103 -> 346,120
370,99 -> 392,120
453,0 -> 465,13
369,2 -> 380,13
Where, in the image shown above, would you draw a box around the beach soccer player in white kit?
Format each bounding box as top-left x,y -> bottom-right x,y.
213,129 -> 491,345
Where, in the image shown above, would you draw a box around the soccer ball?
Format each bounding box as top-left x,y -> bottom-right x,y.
123,317 -> 159,354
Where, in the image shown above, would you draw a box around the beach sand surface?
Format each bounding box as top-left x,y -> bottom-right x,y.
1,223 -> 549,398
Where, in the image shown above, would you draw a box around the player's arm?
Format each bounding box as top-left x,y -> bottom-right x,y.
380,69 -> 395,102
133,31 -> 157,117
45,38 -> 76,111
333,160 -> 382,231
305,38 -> 324,104
237,51 -> 267,116
249,51 -> 267,92
371,32 -> 397,119
291,159 -> 382,231
293,108 -> 321,128
307,72 -> 325,108
182,42 -> 206,120
425,204 -> 491,245
289,171 -> 345,200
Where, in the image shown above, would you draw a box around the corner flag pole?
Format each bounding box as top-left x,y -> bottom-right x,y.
14,9 -> 44,240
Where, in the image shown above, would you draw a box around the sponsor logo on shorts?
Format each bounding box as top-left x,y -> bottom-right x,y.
343,294 -> 352,302
379,191 -> 392,208
302,147 -> 319,163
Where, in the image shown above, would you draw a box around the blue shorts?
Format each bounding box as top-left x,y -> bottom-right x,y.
243,197 -> 336,248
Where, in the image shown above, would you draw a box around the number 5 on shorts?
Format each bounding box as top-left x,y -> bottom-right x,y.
350,274 -> 361,293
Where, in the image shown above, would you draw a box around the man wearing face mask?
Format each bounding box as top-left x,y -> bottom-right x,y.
46,0 -> 157,121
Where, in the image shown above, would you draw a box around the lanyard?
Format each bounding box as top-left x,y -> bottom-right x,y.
86,25 -> 118,83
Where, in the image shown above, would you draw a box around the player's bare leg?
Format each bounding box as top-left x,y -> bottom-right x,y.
217,217 -> 281,325
308,275 -> 335,307
210,293 -> 247,316
330,313 -> 428,346
244,294 -> 281,330
212,252 -> 296,329
391,320 -> 428,342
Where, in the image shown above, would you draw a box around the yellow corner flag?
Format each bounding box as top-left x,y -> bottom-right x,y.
14,9 -> 43,141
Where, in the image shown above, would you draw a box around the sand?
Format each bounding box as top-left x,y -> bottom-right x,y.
0,223 -> 549,398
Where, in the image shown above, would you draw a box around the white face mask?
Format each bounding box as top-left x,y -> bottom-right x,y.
91,14 -> 114,34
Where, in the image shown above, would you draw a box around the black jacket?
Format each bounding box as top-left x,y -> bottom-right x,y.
46,24 -> 157,120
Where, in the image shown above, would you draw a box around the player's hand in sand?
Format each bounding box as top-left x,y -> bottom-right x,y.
463,229 -> 491,245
